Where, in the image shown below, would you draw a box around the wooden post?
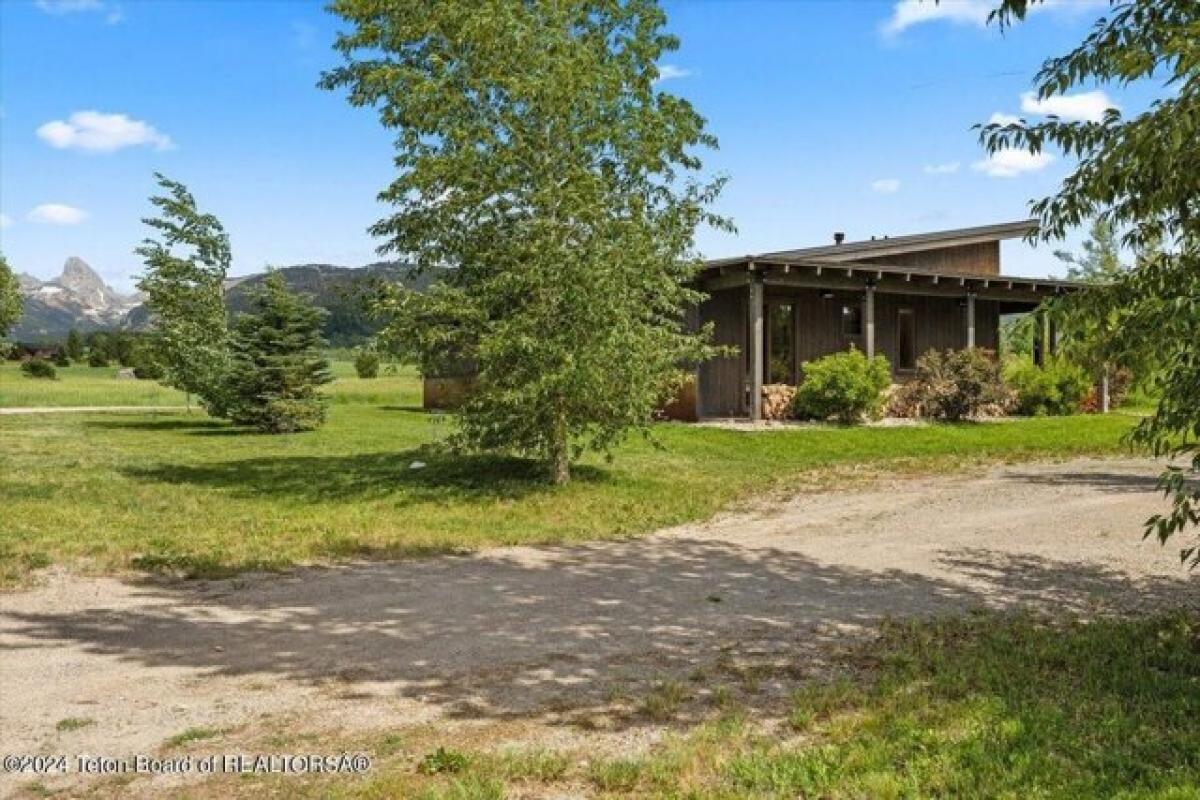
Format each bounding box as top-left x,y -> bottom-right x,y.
1100,365 -> 1111,414
966,292 -> 976,349
864,282 -> 876,360
1048,315 -> 1059,358
748,273 -> 764,421
1033,310 -> 1047,367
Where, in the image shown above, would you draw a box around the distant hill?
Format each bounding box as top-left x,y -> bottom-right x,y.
15,259 -> 450,345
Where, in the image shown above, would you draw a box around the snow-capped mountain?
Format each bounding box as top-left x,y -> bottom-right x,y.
12,258 -> 142,340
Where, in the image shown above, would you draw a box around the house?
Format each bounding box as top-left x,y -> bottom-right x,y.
689,220 -> 1076,420
422,219 -> 1078,420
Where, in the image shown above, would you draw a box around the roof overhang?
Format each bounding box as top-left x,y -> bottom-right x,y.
700,256 -> 1080,305
754,219 -> 1039,263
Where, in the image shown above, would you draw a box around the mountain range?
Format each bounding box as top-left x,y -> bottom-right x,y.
12,257 -> 447,345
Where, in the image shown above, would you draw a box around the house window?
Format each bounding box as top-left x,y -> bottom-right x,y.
766,302 -> 794,384
841,303 -> 863,337
897,308 -> 916,370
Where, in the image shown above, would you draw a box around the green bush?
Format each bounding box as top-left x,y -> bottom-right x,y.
1005,357 -> 1091,416
20,357 -> 57,379
793,349 -> 891,424
52,350 -> 71,367
353,347 -> 380,379
890,348 -> 1010,422
87,350 -> 109,368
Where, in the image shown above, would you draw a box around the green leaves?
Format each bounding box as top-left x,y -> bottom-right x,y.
135,174 -> 232,412
0,254 -> 21,343
325,0 -> 728,482
985,0 -> 1200,562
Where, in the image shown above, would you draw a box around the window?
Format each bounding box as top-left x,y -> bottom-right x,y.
897,308 -> 916,370
841,303 -> 863,337
766,302 -> 794,384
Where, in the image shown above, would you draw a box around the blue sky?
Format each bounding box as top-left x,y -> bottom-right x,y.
0,0 -> 1149,291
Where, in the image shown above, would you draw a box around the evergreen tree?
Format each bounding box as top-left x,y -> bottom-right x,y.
135,174 -> 232,413
0,254 -> 22,349
322,0 -> 729,483
64,329 -> 84,361
226,273 -> 332,433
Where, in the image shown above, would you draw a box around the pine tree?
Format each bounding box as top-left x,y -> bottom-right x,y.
64,329 -> 84,361
226,273 -> 332,433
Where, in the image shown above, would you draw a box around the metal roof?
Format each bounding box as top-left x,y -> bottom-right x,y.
757,219 -> 1039,262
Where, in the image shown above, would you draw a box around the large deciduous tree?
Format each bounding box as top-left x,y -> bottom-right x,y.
982,0 -> 1200,562
320,0 -> 730,483
0,254 -> 22,347
136,174 -> 233,414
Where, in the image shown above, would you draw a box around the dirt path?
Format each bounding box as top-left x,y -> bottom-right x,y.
2,457 -> 1197,796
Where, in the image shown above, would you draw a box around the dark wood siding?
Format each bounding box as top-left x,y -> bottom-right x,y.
697,287 -> 747,417
861,241 -> 1000,276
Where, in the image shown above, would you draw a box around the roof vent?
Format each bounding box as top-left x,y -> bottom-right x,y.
833,232 -> 846,245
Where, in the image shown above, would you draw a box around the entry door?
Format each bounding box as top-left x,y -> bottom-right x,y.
897,308 -> 916,371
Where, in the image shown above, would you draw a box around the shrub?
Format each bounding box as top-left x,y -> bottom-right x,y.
1004,357 -> 1091,416
52,350 -> 71,367
20,357 -> 57,379
793,349 -> 891,424
87,350 -> 109,368
353,347 -> 380,379
889,348 -> 1010,422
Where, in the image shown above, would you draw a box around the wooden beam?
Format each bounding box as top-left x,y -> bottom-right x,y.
865,283 -> 877,360
748,275 -> 764,421
966,292 -> 976,349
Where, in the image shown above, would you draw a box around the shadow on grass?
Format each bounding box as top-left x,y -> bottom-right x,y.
2,544 -> 1196,734
85,418 -> 235,435
123,451 -> 611,503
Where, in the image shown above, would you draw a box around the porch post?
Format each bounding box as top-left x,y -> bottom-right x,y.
1034,309 -> 1049,367
864,282 -> 876,359
965,292 -> 976,349
748,271 -> 764,421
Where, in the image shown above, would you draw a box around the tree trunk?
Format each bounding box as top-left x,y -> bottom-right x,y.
1100,365 -> 1111,414
549,406 -> 570,485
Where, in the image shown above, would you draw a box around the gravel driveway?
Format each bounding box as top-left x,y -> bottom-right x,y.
1,457 -> 1196,796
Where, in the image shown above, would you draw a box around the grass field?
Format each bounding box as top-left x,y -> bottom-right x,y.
0,362 -> 1144,584
114,612 -> 1200,799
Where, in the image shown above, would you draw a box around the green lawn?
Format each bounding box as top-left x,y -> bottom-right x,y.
0,361 -> 1142,584
0,362 -> 188,407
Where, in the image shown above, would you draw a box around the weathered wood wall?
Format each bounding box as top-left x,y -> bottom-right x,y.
861,241 -> 1000,276
697,286 -> 748,417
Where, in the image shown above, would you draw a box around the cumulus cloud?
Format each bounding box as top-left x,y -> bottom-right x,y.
882,0 -> 1106,36
972,149 -> 1054,178
27,204 -> 89,225
988,112 -> 1022,126
923,161 -> 960,174
1020,89 -> 1118,122
654,64 -> 693,82
871,178 -> 901,194
37,110 -> 173,153
0,213 -> 11,229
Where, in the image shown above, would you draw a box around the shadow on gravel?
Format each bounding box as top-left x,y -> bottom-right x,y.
3,539 -> 1196,729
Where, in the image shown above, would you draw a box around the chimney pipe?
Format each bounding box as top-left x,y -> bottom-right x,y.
833,231 -> 845,245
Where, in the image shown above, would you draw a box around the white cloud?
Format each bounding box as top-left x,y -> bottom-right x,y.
923,161 -> 960,174
35,0 -> 102,13
655,64 -> 693,82
1020,89 -> 1118,122
0,213 -> 11,229
882,0 -> 989,36
871,178 -> 901,194
989,112 -> 1022,126
27,204 -> 89,225
882,0 -> 1107,36
37,110 -> 173,153
972,148 -> 1054,178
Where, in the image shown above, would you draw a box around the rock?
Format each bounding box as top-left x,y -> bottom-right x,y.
116,368 -> 137,380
